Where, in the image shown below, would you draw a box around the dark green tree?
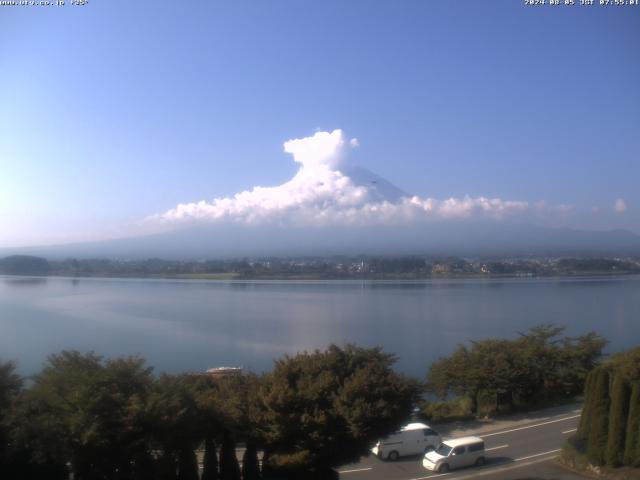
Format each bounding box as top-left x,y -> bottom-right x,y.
1,357 -> 67,480
201,437 -> 219,480
219,430 -> 241,480
201,373 -> 266,479
623,383 -> 640,466
427,346 -> 481,412
557,332 -> 608,396
177,448 -> 199,480
0,255 -> 50,275
577,370 -> 596,440
132,450 -> 156,480
9,351 -> 153,480
587,367 -> 611,465
242,442 -> 261,480
0,360 -> 27,479
260,344 -> 420,475
155,453 -> 178,480
514,325 -> 565,403
427,325 -> 606,415
606,374 -> 630,466
147,374 -> 206,480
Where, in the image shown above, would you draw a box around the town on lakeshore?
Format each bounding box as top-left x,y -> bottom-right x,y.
1,254 -> 640,280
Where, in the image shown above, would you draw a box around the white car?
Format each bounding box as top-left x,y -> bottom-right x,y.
423,436 -> 486,472
372,423 -> 441,461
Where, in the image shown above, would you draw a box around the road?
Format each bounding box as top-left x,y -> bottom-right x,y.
338,410 -> 583,480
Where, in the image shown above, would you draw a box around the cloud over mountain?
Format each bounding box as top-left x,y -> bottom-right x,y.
147,130 -> 551,228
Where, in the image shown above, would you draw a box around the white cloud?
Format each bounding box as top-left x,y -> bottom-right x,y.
614,198 -> 627,213
147,129 -> 555,228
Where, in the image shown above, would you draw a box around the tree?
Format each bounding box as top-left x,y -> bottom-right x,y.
557,332 -> 608,396
426,326 -> 606,415
514,325 -> 565,404
577,370 -> 596,440
147,374 -> 207,480
9,351 -> 153,480
177,448 -> 199,480
427,346 -> 481,412
242,442 -> 261,480
197,372 -> 264,479
0,360 -> 27,478
0,255 -> 50,275
132,450 -> 156,480
259,344 -> 420,475
1,359 -> 67,479
606,374 -> 630,466
586,367 -> 611,466
219,430 -> 241,480
574,347 -> 640,469
201,437 -> 219,480
623,383 -> 640,466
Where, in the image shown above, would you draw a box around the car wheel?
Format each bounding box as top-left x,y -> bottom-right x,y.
387,451 -> 399,461
475,457 -> 486,466
438,463 -> 449,473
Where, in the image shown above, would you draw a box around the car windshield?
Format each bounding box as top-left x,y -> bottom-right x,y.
435,443 -> 452,456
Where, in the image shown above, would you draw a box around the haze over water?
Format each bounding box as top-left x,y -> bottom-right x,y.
2,275 -> 639,378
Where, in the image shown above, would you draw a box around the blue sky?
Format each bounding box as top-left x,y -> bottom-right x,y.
1,0 -> 639,247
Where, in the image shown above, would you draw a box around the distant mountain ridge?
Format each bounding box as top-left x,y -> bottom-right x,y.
2,223 -> 640,260
2,166 -> 639,260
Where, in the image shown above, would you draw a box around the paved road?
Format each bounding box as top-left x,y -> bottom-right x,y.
338,410 -> 582,480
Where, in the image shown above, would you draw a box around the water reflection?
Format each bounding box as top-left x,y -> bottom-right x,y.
0,275 -> 638,377
2,276 -> 47,287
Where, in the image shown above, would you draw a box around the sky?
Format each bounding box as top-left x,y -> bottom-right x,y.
1,0 -> 639,248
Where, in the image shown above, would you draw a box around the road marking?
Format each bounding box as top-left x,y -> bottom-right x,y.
409,472 -> 450,480
485,444 -> 508,451
411,449 -> 560,480
515,448 -> 561,461
482,414 -> 580,437
409,447 -> 562,480
562,428 -> 577,434
338,467 -> 373,474
449,453 -> 560,479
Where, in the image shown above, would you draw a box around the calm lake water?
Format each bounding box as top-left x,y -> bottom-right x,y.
1,275 -> 639,377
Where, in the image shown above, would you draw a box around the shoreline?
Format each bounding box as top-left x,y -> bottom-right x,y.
2,271 -> 640,283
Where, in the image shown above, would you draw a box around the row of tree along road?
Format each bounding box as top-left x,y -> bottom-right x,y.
568,346 -> 640,469
0,325 -> 628,480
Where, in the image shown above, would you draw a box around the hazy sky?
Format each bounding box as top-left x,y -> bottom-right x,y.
1,0 -> 639,247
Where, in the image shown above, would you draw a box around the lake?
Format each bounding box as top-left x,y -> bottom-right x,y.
1,275 -> 639,378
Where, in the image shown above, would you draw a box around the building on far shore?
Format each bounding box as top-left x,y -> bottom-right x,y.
205,366 -> 243,379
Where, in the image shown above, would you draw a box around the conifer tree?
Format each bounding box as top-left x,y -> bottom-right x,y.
577,370 -> 595,440
587,367 -> 611,465
242,442 -> 261,480
177,448 -> 199,480
219,431 -> 241,480
156,453 -> 178,480
623,383 -> 640,466
202,438 -> 219,480
132,451 -> 156,480
605,375 -> 630,466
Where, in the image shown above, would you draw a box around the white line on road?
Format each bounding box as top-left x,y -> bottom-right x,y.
409,472 -> 450,480
562,428 -> 577,434
450,453 -> 561,479
338,467 -> 373,474
485,444 -> 508,451
515,448 -> 561,461
482,414 -> 580,437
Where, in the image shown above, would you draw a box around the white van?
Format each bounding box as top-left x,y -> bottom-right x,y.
372,423 -> 441,461
422,436 -> 486,473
